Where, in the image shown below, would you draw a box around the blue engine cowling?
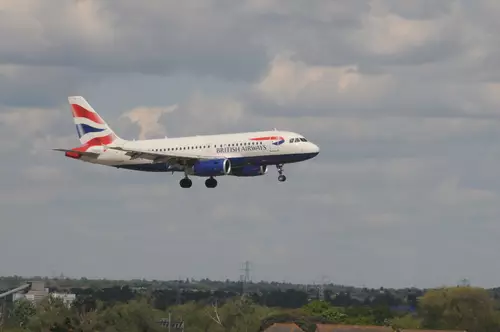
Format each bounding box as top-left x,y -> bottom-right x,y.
230,165 -> 268,177
192,158 -> 231,176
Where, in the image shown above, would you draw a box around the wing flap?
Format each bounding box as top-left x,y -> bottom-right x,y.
104,146 -> 212,164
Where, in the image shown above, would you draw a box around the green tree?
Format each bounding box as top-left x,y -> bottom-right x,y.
24,296 -> 76,331
302,300 -> 347,323
389,314 -> 421,330
10,299 -> 36,328
202,297 -> 274,332
419,286 -> 500,331
167,301 -> 214,332
169,296 -> 274,332
91,298 -> 164,332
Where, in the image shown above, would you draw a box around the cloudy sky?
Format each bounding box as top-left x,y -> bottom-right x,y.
2,0 -> 500,289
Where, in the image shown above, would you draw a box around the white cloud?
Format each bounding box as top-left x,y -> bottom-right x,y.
122,105 -> 178,139
359,8 -> 445,55
254,54 -> 394,109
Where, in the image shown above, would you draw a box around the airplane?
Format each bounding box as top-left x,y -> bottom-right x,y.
53,96 -> 320,188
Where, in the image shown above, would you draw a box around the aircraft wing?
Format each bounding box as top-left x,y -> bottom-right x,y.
104,146 -> 213,165
52,148 -> 99,158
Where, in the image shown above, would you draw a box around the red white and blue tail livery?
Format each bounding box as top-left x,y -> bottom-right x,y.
54,96 -> 320,188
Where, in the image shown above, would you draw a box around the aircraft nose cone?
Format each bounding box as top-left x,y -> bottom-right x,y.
309,142 -> 320,156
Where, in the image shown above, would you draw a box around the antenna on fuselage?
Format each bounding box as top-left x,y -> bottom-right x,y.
273,127 -> 277,131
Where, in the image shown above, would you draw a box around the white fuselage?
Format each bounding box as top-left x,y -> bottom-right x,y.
79,130 -> 319,173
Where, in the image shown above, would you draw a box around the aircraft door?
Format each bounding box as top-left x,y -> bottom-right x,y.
269,137 -> 280,152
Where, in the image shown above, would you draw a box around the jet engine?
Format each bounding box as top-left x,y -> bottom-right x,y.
192,158 -> 231,176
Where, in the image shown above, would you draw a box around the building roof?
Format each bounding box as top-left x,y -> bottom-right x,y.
315,325 -> 464,332
316,325 -> 391,332
264,323 -> 305,332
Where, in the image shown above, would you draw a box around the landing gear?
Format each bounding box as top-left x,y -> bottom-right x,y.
180,177 -> 192,188
277,164 -> 287,182
205,176 -> 218,188
179,176 -> 218,188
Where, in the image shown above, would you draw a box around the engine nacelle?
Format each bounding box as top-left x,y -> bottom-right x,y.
192,158 -> 231,176
230,165 -> 268,177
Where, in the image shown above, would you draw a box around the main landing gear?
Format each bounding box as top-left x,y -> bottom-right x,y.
205,176 -> 217,188
180,176 -> 192,188
277,164 -> 286,182
179,176 -> 218,188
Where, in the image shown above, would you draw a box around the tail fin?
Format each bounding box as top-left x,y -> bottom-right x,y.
68,96 -> 123,146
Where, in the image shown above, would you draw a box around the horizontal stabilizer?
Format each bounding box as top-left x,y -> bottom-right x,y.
52,148 -> 99,159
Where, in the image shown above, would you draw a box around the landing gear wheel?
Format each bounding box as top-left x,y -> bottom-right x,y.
205,177 -> 218,188
276,164 -> 286,182
180,177 -> 192,188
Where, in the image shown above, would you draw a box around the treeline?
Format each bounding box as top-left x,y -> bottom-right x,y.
2,286 -> 500,331
0,275 -> 422,296
65,285 -> 417,311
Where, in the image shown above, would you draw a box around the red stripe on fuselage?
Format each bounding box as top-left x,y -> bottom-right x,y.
250,136 -> 282,141
84,134 -> 116,147
71,104 -> 105,124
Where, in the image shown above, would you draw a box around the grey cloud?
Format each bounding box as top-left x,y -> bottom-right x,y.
0,65 -> 104,108
376,0 -> 457,20
0,0 -> 270,83
2,0 -> 500,288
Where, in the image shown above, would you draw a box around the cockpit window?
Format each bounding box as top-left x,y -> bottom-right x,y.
289,137 -> 308,143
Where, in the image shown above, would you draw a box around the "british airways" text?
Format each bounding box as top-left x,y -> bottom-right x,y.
216,145 -> 267,154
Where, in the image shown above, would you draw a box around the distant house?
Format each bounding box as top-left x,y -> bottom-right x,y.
263,323 -> 305,332
12,281 -> 76,307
